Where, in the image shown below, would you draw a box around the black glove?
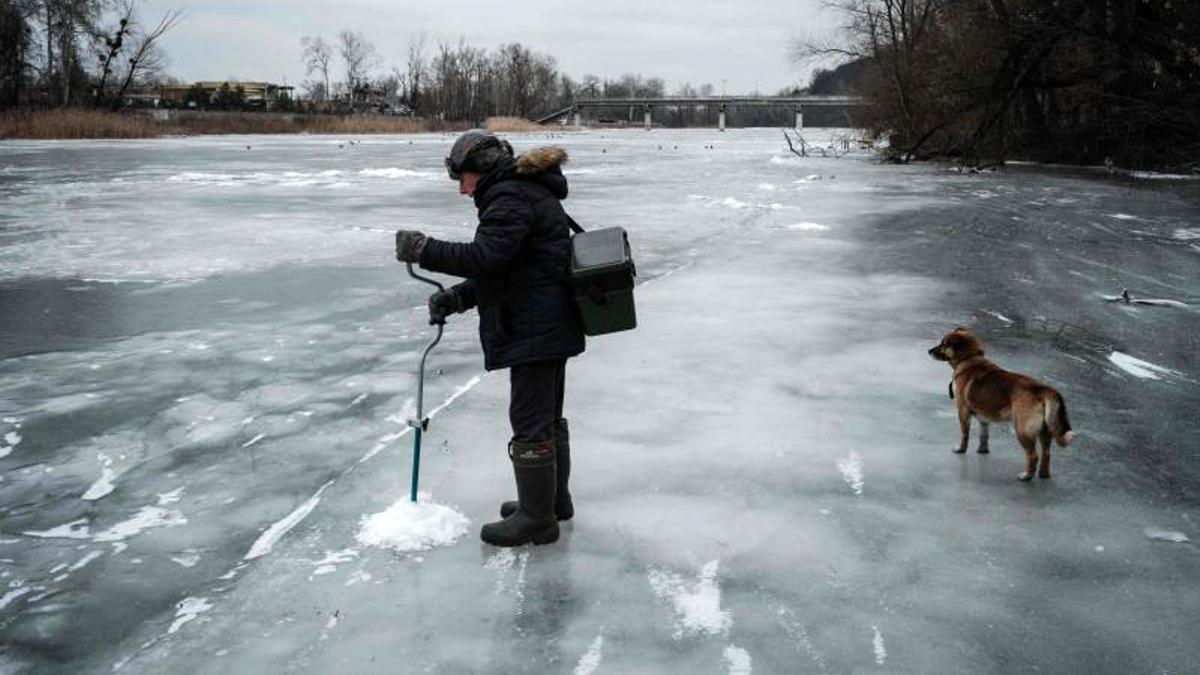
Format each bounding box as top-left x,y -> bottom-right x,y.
395,230 -> 427,263
428,288 -> 464,325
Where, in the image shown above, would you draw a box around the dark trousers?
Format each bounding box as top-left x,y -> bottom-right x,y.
509,359 -> 566,443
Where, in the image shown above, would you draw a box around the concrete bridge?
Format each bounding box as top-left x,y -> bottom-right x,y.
535,95 -> 863,131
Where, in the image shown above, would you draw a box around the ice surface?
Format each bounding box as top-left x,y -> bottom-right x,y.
355,493 -> 469,553
2,128 -> 1198,673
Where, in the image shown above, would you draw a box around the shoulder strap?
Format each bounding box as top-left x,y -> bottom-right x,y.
565,213 -> 585,235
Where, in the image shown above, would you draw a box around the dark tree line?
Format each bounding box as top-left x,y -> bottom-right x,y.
297,33 -> 808,126
806,0 -> 1200,169
0,0 -> 180,109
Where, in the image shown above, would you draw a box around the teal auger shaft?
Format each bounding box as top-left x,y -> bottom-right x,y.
405,262 -> 445,504
410,427 -> 423,503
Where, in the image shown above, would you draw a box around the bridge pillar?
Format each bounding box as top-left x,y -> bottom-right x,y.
718,104 -> 726,132
795,105 -> 804,130
644,105 -> 653,130
573,109 -> 582,127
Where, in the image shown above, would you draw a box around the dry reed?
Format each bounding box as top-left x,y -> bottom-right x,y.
484,116 -> 548,132
0,108 -> 159,140
0,108 -> 470,139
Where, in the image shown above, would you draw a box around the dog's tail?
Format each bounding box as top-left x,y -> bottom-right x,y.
1043,389 -> 1074,446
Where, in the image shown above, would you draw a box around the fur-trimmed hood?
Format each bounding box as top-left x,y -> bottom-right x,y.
516,146 -> 568,174
473,145 -> 569,206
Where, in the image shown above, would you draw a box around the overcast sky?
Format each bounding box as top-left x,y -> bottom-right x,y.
137,0 -> 845,94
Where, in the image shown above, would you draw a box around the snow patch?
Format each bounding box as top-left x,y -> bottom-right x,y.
23,519 -> 92,540
0,585 -> 34,610
724,645 -> 753,674
872,625 -> 887,665
244,479 -> 334,560
345,570 -> 372,586
574,635 -> 604,675
170,550 -> 201,568
168,596 -> 212,634
1144,528 -> 1189,543
81,454 -> 117,500
0,429 -> 22,458
358,168 -> 439,180
1172,227 -> 1200,240
156,487 -> 184,506
1107,213 -> 1140,221
93,506 -> 187,542
784,222 -> 830,231
1107,352 -> 1179,380
356,493 -> 470,553
70,550 -> 104,572
647,559 -> 731,639
837,451 -> 864,495
983,310 -> 1014,324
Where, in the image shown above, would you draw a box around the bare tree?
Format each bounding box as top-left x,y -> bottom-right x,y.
300,35 -> 331,102
299,78 -> 326,102
404,33 -> 426,112
112,6 -> 181,108
337,29 -> 377,104
92,0 -> 131,107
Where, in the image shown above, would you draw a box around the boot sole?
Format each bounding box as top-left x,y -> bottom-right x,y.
481,522 -> 560,547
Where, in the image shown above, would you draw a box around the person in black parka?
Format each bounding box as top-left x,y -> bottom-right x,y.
395,130 -> 584,547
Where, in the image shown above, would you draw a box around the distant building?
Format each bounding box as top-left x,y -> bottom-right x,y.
158,81 -> 295,109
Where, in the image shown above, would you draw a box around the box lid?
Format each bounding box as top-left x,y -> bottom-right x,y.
572,227 -> 630,274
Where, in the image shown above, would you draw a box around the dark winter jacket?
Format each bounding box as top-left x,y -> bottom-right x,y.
418,146 -> 585,370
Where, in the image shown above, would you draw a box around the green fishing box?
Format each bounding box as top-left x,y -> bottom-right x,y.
570,226 -> 637,336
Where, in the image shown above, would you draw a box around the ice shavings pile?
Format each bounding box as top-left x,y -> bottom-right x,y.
356,492 -> 470,553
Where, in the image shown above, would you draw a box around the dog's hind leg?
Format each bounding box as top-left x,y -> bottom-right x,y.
1037,427 -> 1052,479
977,421 -> 990,454
1017,432 -> 1039,481
954,407 -> 971,454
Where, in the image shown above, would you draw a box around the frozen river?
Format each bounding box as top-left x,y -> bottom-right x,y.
1,129 -> 1198,673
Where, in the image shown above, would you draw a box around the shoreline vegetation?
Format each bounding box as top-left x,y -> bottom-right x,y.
0,110 -> 552,140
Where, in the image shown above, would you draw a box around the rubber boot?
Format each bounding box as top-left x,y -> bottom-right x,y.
480,439 -> 559,547
500,418 -> 573,521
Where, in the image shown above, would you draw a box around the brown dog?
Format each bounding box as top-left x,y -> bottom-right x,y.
929,328 -> 1075,481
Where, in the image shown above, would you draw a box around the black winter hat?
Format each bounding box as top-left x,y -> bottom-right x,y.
445,129 -> 514,180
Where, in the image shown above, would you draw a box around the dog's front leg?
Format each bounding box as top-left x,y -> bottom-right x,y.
954,407 -> 971,454
977,421 -> 990,454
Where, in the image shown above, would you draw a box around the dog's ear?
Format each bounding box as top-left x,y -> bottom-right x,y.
954,325 -> 973,334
